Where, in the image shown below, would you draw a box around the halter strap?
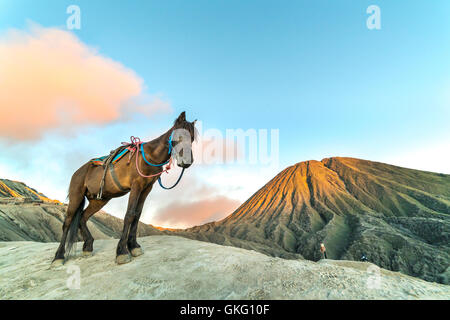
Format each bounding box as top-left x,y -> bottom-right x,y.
121,133 -> 184,189
140,131 -> 173,166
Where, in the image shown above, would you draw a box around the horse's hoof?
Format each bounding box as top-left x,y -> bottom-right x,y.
116,254 -> 131,265
131,247 -> 143,257
82,251 -> 93,257
51,259 -> 64,267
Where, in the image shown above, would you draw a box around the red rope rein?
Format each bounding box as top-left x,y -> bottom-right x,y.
122,136 -> 173,178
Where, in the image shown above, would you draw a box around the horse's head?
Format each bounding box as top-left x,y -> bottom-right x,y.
171,111 -> 197,169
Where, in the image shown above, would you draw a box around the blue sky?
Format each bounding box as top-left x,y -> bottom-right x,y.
0,1 -> 449,227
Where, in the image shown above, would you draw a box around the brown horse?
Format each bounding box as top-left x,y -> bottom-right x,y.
52,111 -> 196,266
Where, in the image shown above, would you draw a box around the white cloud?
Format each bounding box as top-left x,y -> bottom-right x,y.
382,139 -> 450,174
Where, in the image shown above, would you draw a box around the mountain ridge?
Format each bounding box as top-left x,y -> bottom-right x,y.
177,157 -> 450,284
0,179 -> 164,242
0,179 -> 60,204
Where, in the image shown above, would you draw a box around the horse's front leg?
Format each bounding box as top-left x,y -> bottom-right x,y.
116,186 -> 142,264
128,184 -> 153,257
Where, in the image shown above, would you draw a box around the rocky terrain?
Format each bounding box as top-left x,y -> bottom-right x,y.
0,202 -> 163,243
0,236 -> 448,300
0,179 -> 163,242
177,157 -> 450,284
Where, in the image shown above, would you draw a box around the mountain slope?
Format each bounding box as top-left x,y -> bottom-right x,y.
1,236 -> 448,299
0,202 -> 163,242
0,178 -> 164,242
179,157 -> 450,284
0,179 -> 59,203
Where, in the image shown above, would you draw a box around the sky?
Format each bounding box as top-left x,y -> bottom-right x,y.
0,0 -> 449,228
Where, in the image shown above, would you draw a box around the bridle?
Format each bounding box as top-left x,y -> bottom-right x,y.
122,133 -> 186,190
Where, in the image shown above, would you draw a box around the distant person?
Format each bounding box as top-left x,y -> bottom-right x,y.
361,254 -> 368,262
320,243 -> 327,259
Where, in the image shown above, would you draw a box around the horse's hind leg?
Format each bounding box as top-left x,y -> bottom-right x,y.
52,193 -> 85,265
79,199 -> 109,256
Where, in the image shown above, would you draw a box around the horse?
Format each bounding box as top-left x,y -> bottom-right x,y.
52,111 -> 196,266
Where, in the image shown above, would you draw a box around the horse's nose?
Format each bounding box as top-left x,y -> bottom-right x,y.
179,162 -> 192,169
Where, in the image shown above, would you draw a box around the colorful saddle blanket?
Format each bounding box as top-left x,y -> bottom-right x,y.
91,147 -> 130,166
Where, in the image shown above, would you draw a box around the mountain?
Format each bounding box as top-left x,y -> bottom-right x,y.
0,179 -> 60,203
1,236 -> 448,299
0,179 -> 163,242
0,201 -> 163,242
178,157 -> 450,284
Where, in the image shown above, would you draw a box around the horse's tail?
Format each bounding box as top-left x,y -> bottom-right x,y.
65,196 -> 86,257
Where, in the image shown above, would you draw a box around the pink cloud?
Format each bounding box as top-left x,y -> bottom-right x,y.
0,25 -> 169,140
151,196 -> 240,229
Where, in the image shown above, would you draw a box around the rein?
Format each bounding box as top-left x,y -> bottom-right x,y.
158,168 -> 185,190
122,135 -> 185,189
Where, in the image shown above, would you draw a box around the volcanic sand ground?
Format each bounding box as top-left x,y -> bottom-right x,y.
0,235 -> 448,300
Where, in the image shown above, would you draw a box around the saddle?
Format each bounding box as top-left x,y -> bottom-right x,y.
90,142 -> 137,200
90,147 -> 130,167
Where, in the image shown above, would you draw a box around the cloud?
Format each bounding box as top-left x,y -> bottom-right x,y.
0,24 -> 170,140
383,139 -> 450,174
120,93 -> 172,121
150,195 -> 240,229
136,165 -> 242,229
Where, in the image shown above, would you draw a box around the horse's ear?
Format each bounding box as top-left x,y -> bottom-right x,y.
192,119 -> 197,126
177,111 -> 186,123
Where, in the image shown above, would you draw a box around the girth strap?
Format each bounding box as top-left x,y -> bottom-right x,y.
97,146 -> 127,199
109,165 -> 128,193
